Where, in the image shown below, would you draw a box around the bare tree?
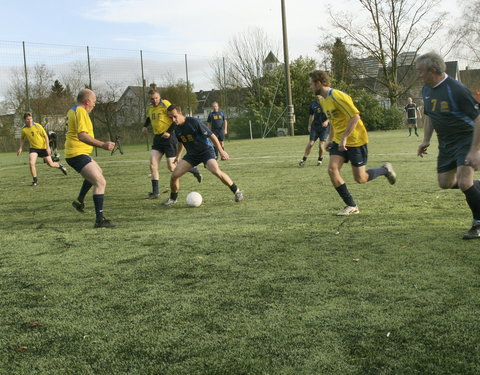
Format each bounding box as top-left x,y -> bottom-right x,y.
326,0 -> 446,105
452,0 -> 480,67
226,27 -> 278,94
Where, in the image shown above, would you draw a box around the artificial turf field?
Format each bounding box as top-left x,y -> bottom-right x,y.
0,130 -> 479,374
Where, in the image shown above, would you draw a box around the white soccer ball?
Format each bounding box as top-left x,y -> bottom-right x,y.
186,192 -> 202,207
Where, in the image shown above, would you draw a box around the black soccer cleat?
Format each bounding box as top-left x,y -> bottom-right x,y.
144,192 -> 160,200
194,171 -> 203,183
463,225 -> 480,240
72,200 -> 85,213
94,218 -> 116,228
59,164 -> 68,175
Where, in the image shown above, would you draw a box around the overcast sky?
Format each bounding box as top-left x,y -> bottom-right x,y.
0,0 -> 463,101
1,0 -> 461,59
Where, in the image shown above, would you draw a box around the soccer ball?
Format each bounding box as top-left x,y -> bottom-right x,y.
186,192 -> 202,207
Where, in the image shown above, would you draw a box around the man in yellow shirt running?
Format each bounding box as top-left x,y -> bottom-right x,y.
17,112 -> 67,186
309,70 -> 397,216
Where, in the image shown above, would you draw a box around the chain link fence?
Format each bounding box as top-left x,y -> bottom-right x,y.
0,40 -> 245,153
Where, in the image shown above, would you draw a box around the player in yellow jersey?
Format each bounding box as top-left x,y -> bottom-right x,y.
142,89 -> 202,199
17,112 -> 67,186
309,70 -> 397,216
65,88 -> 116,228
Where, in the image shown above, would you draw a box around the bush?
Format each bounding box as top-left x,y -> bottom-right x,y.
381,106 -> 404,130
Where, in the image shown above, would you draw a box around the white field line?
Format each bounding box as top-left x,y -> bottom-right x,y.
0,152 -> 416,171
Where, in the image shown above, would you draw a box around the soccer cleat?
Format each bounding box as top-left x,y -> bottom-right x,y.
194,171 -> 203,183
298,160 -> 305,167
31,182 -> 38,186
94,217 -> 116,228
72,200 -> 85,213
384,162 -> 397,185
336,206 -> 360,216
144,192 -> 160,200
234,190 -> 244,202
162,198 -> 178,206
462,226 -> 480,240
59,164 -> 67,175
317,160 -> 323,166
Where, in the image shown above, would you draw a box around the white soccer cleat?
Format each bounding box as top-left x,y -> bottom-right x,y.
162,198 -> 177,206
336,206 -> 360,216
383,162 -> 397,185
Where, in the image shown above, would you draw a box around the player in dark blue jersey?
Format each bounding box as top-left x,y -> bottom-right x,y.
404,97 -> 422,137
299,94 -> 330,166
162,104 -> 243,205
416,52 -> 480,239
207,101 -> 228,159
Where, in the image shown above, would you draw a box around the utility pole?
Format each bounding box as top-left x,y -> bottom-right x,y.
281,0 -> 295,136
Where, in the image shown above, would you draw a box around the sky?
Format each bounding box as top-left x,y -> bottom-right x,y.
0,0 -> 463,97
1,0 -> 461,59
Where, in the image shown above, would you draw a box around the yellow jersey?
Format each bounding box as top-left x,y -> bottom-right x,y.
320,89 -> 368,147
147,99 -> 172,135
65,105 -> 95,158
21,123 -> 48,149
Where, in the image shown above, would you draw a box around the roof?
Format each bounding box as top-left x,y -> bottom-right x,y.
460,68 -> 480,91
445,61 -> 459,80
263,51 -> 280,65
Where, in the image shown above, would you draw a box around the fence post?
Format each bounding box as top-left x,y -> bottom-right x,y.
140,50 -> 149,150
86,46 -> 92,89
222,56 -> 228,117
22,41 -> 31,112
86,46 -> 97,155
184,54 -> 191,116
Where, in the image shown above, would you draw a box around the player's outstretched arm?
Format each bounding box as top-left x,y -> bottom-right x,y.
17,138 -> 24,156
210,133 -> 229,160
465,115 -> 480,169
418,116 -> 433,157
78,132 -> 114,151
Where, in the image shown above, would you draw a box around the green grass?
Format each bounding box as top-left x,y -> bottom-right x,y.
1,130 -> 479,374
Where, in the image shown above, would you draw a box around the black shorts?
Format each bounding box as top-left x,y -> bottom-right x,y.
152,135 -> 177,158
183,149 -> 217,167
66,154 -> 92,173
310,125 -> 330,142
329,142 -> 368,167
407,118 -> 417,125
29,148 -> 49,158
212,128 -> 225,142
437,137 -> 472,173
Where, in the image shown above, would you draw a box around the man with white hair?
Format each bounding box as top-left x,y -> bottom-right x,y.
416,52 -> 480,239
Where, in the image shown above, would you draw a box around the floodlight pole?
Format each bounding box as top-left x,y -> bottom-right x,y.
281,0 -> 295,136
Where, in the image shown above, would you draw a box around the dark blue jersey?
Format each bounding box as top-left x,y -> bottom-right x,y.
174,117 -> 214,155
404,103 -> 418,119
207,111 -> 227,130
422,76 -> 480,145
309,101 -> 327,128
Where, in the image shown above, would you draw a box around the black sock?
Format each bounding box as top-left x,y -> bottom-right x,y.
462,185 -> 480,221
335,183 -> 356,207
93,194 -> 105,222
170,192 -> 178,201
318,157 -> 323,161
33,176 -> 38,183
152,180 -> 159,195
77,179 -> 93,203
229,183 -> 238,194
302,156 -> 307,162
367,166 -> 388,181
